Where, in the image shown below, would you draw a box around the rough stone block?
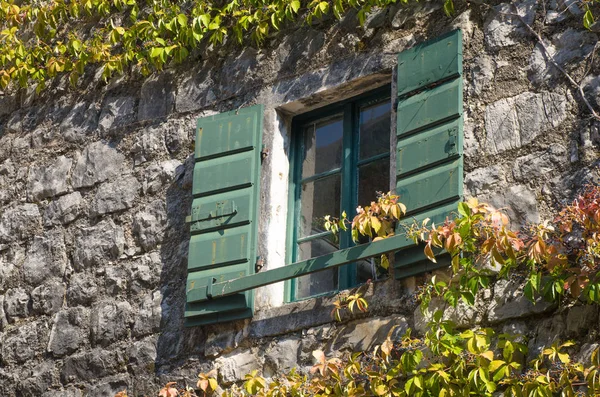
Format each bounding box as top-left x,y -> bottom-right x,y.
133,199 -> 167,251
265,338 -> 301,373
42,387 -> 83,397
91,300 -> 133,347
60,102 -> 99,143
1,320 -> 49,364
464,165 -> 505,196
133,291 -> 162,338
142,160 -> 181,195
4,287 -> 30,321
128,253 -> 161,294
72,141 -> 125,188
483,184 -> 540,226
67,272 -> 99,306
127,337 -> 158,376
329,316 -> 410,353
131,128 -> 167,165
175,66 -> 218,113
90,175 -> 140,216
484,92 -> 568,155
72,219 -> 125,270
512,145 -> 567,182
0,203 -> 42,243
44,191 -> 83,226
138,74 -> 174,121
17,361 -> 56,396
487,279 -> 555,323
98,96 -> 137,131
32,279 -> 65,315
84,375 -> 130,397
23,229 -> 67,286
566,305 -> 599,336
61,349 -> 126,383
47,307 -> 89,357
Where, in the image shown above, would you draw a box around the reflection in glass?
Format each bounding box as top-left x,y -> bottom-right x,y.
295,236 -> 339,299
302,116 -> 344,179
299,174 -> 341,238
359,102 -> 391,160
358,159 -> 390,208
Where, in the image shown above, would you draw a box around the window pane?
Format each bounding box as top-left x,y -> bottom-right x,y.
359,101 -> 390,160
295,236 -> 339,299
299,174 -> 341,238
302,116 -> 343,178
358,159 -> 390,207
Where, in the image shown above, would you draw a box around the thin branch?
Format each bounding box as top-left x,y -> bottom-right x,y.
509,2 -> 600,121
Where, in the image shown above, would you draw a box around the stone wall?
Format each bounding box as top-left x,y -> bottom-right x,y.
0,0 -> 599,395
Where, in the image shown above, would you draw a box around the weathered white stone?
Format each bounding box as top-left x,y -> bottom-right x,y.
142,160 -> 181,194
484,92 -> 568,155
0,203 -> 42,242
0,295 -> 7,331
27,156 -> 72,201
91,175 -> 140,216
469,55 -> 494,96
90,300 -> 133,347
138,74 -> 174,121
483,184 -> 540,226
44,191 -> 83,226
487,279 -> 555,323
47,307 -> 89,357
0,159 -> 15,178
129,253 -> 161,294
217,349 -> 261,383
265,338 -> 301,373
512,145 -> 567,182
464,165 -> 505,196
131,128 -> 167,165
484,0 -> 537,49
32,279 -> 65,315
72,220 -> 125,270
133,291 -> 162,338
72,141 -> 125,188
98,96 -> 137,131
133,199 -> 167,251
529,29 -> 597,85
4,287 -> 30,321
23,229 -> 68,286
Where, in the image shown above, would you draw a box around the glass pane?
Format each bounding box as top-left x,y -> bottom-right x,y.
302,116 -> 343,178
295,236 -> 339,299
359,101 -> 391,160
299,174 -> 341,238
358,158 -> 390,207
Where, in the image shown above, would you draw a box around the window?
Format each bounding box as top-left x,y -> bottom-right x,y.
288,87 -> 391,301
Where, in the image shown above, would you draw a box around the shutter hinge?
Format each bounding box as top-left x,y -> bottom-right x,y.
260,145 -> 269,163
255,256 -> 264,272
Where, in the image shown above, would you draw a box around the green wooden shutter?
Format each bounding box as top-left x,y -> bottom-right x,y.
185,105 -> 263,326
394,30 -> 463,279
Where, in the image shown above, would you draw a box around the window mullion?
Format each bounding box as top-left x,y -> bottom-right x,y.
339,103 -> 357,290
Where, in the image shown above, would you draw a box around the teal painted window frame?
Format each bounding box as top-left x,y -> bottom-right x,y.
284,85 -> 392,302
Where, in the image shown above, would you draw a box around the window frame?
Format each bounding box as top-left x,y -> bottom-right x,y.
284,85 -> 392,302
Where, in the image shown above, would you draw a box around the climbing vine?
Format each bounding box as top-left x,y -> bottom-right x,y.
1,0 -> 599,93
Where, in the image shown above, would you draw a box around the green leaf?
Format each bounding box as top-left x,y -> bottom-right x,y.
291,0 -> 301,13
177,13 -> 188,27
457,202 -> 470,218
584,9 -> 594,30
443,0 -> 454,17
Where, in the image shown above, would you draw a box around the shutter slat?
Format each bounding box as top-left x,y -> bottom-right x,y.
397,29 -> 463,97
185,105 -> 263,326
